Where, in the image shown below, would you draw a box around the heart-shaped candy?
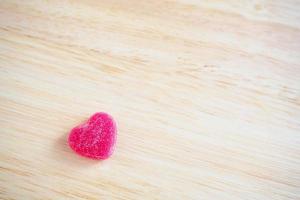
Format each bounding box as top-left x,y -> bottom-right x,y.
68,112 -> 117,160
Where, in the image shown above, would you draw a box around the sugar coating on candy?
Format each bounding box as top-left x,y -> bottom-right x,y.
68,112 -> 117,160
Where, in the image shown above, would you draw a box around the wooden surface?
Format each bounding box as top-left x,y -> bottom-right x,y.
1,0 -> 300,199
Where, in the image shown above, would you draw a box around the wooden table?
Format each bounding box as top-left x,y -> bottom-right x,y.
1,1 -> 300,199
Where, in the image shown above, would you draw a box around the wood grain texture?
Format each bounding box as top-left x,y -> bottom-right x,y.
0,0 -> 300,199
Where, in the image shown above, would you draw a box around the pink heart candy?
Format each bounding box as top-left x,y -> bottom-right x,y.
68,112 -> 117,160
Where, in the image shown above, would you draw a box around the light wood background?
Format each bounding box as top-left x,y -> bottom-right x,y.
0,0 -> 300,199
